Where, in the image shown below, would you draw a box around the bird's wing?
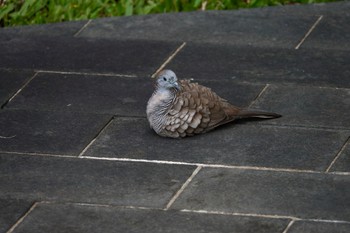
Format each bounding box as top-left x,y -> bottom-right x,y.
165,80 -> 239,136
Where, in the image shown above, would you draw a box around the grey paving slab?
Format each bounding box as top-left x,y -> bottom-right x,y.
0,36 -> 180,76
0,109 -> 111,155
237,1 -> 350,17
288,220 -> 350,233
6,73 -> 153,115
6,72 -> 264,115
11,202 -> 289,233
251,84 -> 350,129
165,43 -> 350,88
78,11 -> 317,48
330,142 -> 350,173
0,198 -> 34,233
84,117 -> 348,171
0,20 -> 87,41
171,168 -> 350,221
0,153 -> 195,208
0,69 -> 34,107
303,16 -> 350,51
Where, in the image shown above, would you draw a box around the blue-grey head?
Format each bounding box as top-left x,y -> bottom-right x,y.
155,70 -> 181,91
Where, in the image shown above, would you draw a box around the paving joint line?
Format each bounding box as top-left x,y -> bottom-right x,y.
304,218 -> 350,224
1,72 -> 39,109
82,156 -> 327,175
248,83 -> 270,108
152,42 -> 186,78
180,209 -> 299,221
329,171 -> 350,175
37,200 -> 158,211
325,136 -> 350,172
282,219 -> 296,233
74,19 -> 92,37
295,15 -> 323,50
164,166 -> 202,210
0,150 -> 74,158
6,202 -> 39,233
8,199 -> 350,225
78,116 -> 115,157
180,209 -> 350,224
3,152 -> 349,176
36,70 -> 138,78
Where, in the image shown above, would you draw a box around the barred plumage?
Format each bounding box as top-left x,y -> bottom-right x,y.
146,70 -> 281,138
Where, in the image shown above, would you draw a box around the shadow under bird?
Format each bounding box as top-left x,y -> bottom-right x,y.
146,70 -> 281,138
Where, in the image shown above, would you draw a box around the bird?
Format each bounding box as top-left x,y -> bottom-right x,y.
146,70 -> 281,138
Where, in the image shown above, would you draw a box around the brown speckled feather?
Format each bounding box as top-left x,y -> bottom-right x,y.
165,80 -> 240,137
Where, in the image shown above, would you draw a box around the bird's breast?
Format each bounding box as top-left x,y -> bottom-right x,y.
146,89 -> 175,133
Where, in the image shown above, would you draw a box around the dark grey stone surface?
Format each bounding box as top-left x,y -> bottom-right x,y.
303,16 -> 350,51
240,1 -> 350,17
7,73 -> 153,115
0,198 -> 34,233
0,36 -> 180,76
84,117 -> 348,171
288,220 -> 350,233
330,142 -> 350,173
165,43 -> 350,88
76,2 -> 350,49
251,84 -> 350,129
0,69 -> 34,107
78,11 -> 317,48
0,109 -> 111,155
0,2 -> 350,231
0,20 -> 87,41
171,168 -> 350,221
12,202 -> 289,233
0,153 -> 195,208
6,72 -> 264,115
208,2 -> 350,18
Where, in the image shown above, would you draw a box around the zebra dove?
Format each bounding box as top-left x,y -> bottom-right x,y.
146,70 -> 281,138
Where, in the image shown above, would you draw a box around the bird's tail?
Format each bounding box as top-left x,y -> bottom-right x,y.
236,109 -> 282,119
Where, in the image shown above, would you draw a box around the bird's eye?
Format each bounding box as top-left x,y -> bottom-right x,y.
163,77 -> 167,81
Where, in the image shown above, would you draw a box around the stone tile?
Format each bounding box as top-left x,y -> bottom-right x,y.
0,20 -> 87,41
303,16 -> 350,51
0,36 -> 180,76
6,73 -> 263,115
172,168 -> 350,221
84,117 -> 348,171
288,220 -> 350,233
330,142 -> 350,173
12,203 -> 289,233
0,69 -> 34,107
79,11 -> 317,48
166,43 -> 350,88
251,85 -> 350,129
0,153 -> 195,208
241,2 -> 350,17
0,198 -> 34,233
6,73 -> 153,115
0,109 -> 111,155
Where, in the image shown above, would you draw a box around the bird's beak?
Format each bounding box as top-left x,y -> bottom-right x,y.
173,82 -> 181,91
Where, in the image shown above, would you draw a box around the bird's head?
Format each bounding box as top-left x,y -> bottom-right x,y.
155,70 -> 181,91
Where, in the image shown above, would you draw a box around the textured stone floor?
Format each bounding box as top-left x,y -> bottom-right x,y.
1,1 -> 350,233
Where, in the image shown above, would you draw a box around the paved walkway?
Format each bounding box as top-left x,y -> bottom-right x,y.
1,1 -> 350,232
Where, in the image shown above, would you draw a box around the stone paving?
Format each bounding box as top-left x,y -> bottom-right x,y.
0,1 -> 350,233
